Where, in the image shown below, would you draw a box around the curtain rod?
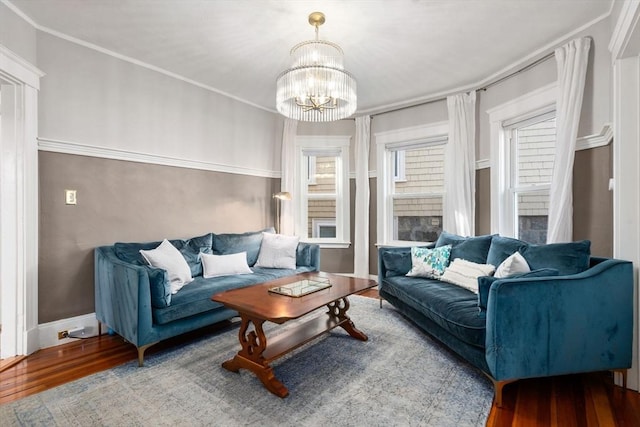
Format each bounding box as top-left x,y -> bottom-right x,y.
361,51 -> 556,119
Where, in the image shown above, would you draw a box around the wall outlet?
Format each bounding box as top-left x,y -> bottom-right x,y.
58,330 -> 68,339
65,189 -> 77,205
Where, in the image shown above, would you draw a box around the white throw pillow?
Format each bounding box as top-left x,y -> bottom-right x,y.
440,258 -> 495,293
494,251 -> 530,278
254,233 -> 300,269
201,251 -> 253,278
140,239 -> 193,294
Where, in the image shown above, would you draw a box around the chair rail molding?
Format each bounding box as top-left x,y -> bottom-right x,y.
37,137 -> 280,179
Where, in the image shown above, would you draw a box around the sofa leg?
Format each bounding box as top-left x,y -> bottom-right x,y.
137,342 -> 158,367
613,369 -> 628,389
490,378 -> 517,408
379,297 -> 382,308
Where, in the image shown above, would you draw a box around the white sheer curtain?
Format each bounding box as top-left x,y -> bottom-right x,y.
443,91 -> 476,237
354,115 -> 371,278
280,118 -> 298,235
547,37 -> 591,243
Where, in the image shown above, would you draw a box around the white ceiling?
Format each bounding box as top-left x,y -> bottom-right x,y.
7,0 -> 612,114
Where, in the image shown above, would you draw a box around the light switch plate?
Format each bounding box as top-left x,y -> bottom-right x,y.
65,189 -> 77,205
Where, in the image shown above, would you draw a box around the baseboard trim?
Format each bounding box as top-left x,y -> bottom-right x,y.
38,313 -> 100,349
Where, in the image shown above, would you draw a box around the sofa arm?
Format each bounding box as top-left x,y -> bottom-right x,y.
485,258 -> 633,381
94,246 -> 155,347
297,242 -> 321,271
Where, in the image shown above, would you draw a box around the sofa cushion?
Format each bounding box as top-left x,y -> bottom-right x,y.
494,251 -> 530,278
519,240 -> 591,275
380,247 -> 413,277
212,228 -> 275,267
201,252 -> 252,278
436,232 -> 494,264
140,239 -> 193,294
113,233 -> 213,277
477,268 -> 560,311
173,233 -> 214,277
255,233 -> 299,269
486,235 -> 528,267
406,245 -> 452,278
152,267 -> 313,324
381,275 -> 486,348
440,259 -> 495,293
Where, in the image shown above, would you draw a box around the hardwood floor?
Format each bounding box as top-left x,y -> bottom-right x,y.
2,290 -> 639,426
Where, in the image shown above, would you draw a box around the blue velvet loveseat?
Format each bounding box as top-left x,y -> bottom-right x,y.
378,232 -> 633,406
95,228 -> 320,366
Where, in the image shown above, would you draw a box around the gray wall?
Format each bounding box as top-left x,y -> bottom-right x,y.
0,2 -> 37,64
32,24 -> 282,323
573,144 -> 613,257
39,151 -> 277,322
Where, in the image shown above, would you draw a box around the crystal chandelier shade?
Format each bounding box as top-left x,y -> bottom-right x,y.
276,12 -> 357,122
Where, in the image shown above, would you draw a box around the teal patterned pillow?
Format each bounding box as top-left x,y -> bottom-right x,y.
406,245 -> 452,278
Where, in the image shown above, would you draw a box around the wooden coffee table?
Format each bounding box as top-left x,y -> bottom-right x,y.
212,272 -> 376,397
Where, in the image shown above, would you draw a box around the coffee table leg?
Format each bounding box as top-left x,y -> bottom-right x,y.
327,297 -> 368,341
221,315 -> 289,398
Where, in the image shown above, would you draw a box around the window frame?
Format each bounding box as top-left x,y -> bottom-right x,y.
295,135 -> 351,248
375,122 -> 448,247
488,83 -> 557,238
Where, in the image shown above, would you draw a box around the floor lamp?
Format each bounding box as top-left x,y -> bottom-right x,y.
273,192 -> 292,234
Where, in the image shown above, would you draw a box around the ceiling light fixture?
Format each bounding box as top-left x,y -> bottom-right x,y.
276,12 -> 357,122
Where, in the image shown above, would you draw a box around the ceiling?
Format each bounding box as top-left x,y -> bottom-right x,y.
7,0 -> 612,115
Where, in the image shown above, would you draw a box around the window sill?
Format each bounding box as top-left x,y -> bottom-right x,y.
375,241 -> 434,248
303,240 -> 351,249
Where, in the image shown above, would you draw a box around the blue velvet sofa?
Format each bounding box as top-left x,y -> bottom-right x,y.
95,228 -> 320,366
378,232 -> 633,406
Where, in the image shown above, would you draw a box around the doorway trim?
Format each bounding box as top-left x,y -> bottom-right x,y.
0,44 -> 43,358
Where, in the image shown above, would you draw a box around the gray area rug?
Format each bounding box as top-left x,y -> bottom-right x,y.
1,296 -> 492,426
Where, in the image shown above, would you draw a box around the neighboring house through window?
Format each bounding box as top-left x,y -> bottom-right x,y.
489,83 -> 557,244
376,122 -> 448,245
295,136 -> 350,248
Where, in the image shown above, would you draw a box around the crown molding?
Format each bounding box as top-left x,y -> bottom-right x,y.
608,0 -> 640,61
37,137 -> 280,179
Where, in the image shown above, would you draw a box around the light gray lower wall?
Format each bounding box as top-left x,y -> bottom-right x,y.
39,151 -> 277,323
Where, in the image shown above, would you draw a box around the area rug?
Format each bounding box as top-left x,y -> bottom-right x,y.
1,296 -> 492,426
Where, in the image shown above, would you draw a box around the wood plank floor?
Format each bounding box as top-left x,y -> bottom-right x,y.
2,290 -> 639,426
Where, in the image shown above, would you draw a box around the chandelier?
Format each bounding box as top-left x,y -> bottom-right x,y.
276,12 -> 357,122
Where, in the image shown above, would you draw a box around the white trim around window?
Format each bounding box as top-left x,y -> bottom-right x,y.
487,83 -> 557,237
375,121 -> 448,247
295,135 -> 351,249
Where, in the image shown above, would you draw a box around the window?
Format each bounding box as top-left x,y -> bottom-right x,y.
312,218 -> 337,238
505,112 -> 556,244
376,122 -> 448,246
295,136 -> 350,248
393,150 -> 406,182
489,83 -> 557,243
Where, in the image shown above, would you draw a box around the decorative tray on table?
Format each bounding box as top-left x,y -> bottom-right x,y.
268,278 -> 331,297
